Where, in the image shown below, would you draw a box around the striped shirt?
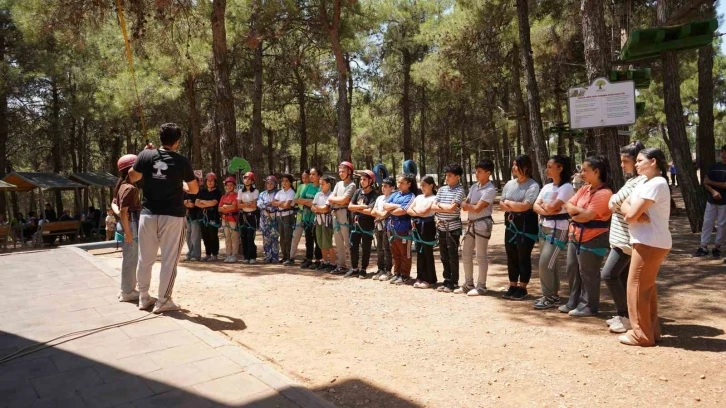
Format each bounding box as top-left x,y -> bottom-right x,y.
435,184 -> 466,231
608,175 -> 646,252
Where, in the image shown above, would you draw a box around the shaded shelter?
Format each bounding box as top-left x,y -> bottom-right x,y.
69,172 -> 118,211
1,172 -> 85,219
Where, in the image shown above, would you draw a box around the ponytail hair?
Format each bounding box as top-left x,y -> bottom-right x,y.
620,140 -> 645,159
550,155 -> 572,187
639,147 -> 669,178
114,168 -> 131,199
398,173 -> 419,196
584,155 -> 610,186
421,175 -> 437,195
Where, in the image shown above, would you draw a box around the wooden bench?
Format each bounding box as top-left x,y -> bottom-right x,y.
34,221 -> 81,247
0,224 -> 9,251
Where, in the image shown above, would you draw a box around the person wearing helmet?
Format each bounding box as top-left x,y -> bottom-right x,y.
237,171 -> 259,264
346,170 -> 379,278
183,172 -> 203,262
289,169 -> 311,264
296,168 -> 323,269
258,175 -> 280,263
272,174 -> 297,265
219,176 -> 240,263
196,172 -> 222,262
114,154 -> 141,303
127,123 -> 199,313
327,161 -> 357,274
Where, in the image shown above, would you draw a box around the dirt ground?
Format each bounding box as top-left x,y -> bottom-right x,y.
93,189 -> 726,408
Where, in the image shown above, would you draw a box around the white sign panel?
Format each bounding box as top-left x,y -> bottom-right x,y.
567,77 -> 636,129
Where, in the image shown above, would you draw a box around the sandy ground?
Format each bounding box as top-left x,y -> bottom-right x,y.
92,191 -> 726,408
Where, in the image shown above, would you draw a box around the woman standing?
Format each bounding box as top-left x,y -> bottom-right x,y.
532,155 -> 574,309
258,175 -> 280,263
500,155 -> 540,301
312,176 -> 336,271
196,173 -> 222,262
407,176 -> 438,289
602,142 -> 646,333
561,156 -> 613,317
619,148 -> 672,347
237,172 -> 259,264
115,154 -> 140,302
273,174 -> 296,265
219,176 -> 240,263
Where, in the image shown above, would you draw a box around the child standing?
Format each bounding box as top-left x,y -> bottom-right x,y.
313,176 -> 336,271
105,208 -> 116,241
383,174 -> 417,284
407,176 -> 438,289
219,176 -> 240,263
347,170 -> 379,278
433,164 -> 466,293
114,154 -> 141,302
372,178 -> 395,280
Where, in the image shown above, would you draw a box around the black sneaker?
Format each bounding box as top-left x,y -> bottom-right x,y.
694,247 -> 709,257
316,262 -> 329,271
358,269 -> 368,279
326,264 -> 337,273
712,248 -> 722,259
300,259 -> 311,269
511,287 -> 528,301
533,295 -> 560,310
502,286 -> 517,299
283,260 -> 295,266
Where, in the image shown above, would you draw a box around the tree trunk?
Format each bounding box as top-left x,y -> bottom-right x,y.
401,49 -> 414,161
294,67 -> 309,171
0,24 -> 6,218
581,0 -> 625,190
267,127 -> 274,176
419,86 -> 427,175
511,46 -> 528,160
211,0 -> 238,161
658,0 -> 705,232
186,74 -> 202,170
50,77 -> 63,214
250,39 -> 264,172
697,43 -> 715,184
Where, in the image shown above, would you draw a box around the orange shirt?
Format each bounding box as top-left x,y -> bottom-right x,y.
568,184 -> 613,242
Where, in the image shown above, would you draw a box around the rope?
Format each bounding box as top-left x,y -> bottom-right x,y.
410,218 -> 437,252
115,0 -> 147,139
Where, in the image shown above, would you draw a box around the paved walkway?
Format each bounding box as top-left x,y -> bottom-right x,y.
0,248 -> 336,408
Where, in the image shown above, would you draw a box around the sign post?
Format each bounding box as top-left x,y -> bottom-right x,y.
567,77 -> 636,130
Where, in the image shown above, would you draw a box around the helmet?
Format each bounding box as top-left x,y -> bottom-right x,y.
117,154 -> 137,171
360,170 -> 376,182
339,161 -> 354,172
243,171 -> 255,181
224,176 -> 236,185
265,175 -> 277,184
206,172 -> 217,181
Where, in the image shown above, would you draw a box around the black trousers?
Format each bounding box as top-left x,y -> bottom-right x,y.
350,231 -> 374,269
504,229 -> 536,284
201,224 -> 220,256
305,225 -> 322,260
438,229 -> 461,286
416,222 -> 437,284
240,212 -> 258,260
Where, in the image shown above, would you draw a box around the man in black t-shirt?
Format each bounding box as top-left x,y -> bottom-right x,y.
346,170 -> 380,278
129,123 -> 199,313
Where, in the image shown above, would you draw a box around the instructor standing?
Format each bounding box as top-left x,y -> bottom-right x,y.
129,123 -> 198,313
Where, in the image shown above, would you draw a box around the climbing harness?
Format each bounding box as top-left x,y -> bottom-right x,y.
464,215 -> 493,240
538,213 -> 570,250
410,217 -> 438,253
570,219 -> 611,256
505,211 -> 539,244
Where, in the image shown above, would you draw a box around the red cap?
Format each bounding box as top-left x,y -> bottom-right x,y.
243,171 -> 255,181
360,170 -> 375,181
265,175 -> 277,183
224,176 -> 236,185
117,154 -> 137,171
339,161 -> 354,172
206,172 -> 217,180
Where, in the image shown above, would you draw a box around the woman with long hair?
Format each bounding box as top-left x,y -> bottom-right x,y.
561,156 -> 613,317
114,154 -> 141,302
619,148 -> 672,346
196,173 -> 222,262
237,172 -> 259,264
258,175 -> 280,263
532,155 -> 574,309
602,141 -> 646,333
407,176 -> 438,289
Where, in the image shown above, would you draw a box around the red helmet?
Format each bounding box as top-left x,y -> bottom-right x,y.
243,171 -> 255,181
360,170 -> 375,182
265,175 -> 277,184
224,176 -> 236,185
117,154 -> 137,172
206,172 -> 217,181
339,161 -> 354,172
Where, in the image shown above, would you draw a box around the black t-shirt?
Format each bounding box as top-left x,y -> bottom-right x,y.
351,188 -> 379,231
184,193 -> 200,220
707,162 -> 726,205
133,149 -> 195,217
197,188 -> 222,222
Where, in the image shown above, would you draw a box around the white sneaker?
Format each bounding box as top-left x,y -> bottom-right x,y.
417,281 -> 431,289
467,287 -> 487,296
153,298 -> 181,314
138,295 -> 157,310
249,259 -> 256,264
609,317 -> 631,333
606,316 -> 621,326
453,287 -> 465,294
118,290 -> 139,303
413,281 -> 421,288
224,256 -> 236,263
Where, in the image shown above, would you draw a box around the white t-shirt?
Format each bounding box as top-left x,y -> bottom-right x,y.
537,182 -> 575,230
411,194 -> 437,218
629,176 -> 672,249
313,191 -> 332,225
237,189 -> 260,213
273,188 -> 296,216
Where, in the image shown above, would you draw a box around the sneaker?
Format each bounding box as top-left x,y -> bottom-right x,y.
202,255 -> 212,262
502,286 -> 517,299
242,259 -> 250,264
413,280 -> 422,288
609,317 -> 631,333
568,306 -> 596,317
558,304 -> 574,313
395,276 -> 410,285
467,286 -> 487,296
326,264 -> 337,273
138,295 -> 157,310
283,260 -> 295,266
300,259 -> 311,269
223,256 -> 236,263
454,285 -> 474,294
372,270 -> 384,280
316,262 -> 328,271
153,297 -> 181,314
713,248 -> 722,259
511,287 -> 528,301
189,257 -> 199,262
358,270 -> 368,279
310,261 -> 321,270
606,316 -> 621,326
439,284 -> 454,293
417,281 -> 432,289
533,295 -> 559,310
379,272 -> 392,281
249,259 -> 256,265
693,247 -> 709,257
344,268 -> 358,278
389,275 -> 402,284
278,259 -> 285,264
118,290 -> 139,303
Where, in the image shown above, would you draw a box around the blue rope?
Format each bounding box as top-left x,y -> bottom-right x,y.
505,213 -> 538,244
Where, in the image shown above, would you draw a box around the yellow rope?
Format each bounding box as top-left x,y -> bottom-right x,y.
116,0 -> 147,139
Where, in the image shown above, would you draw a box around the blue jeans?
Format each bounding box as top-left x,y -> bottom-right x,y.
186,220 -> 202,260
